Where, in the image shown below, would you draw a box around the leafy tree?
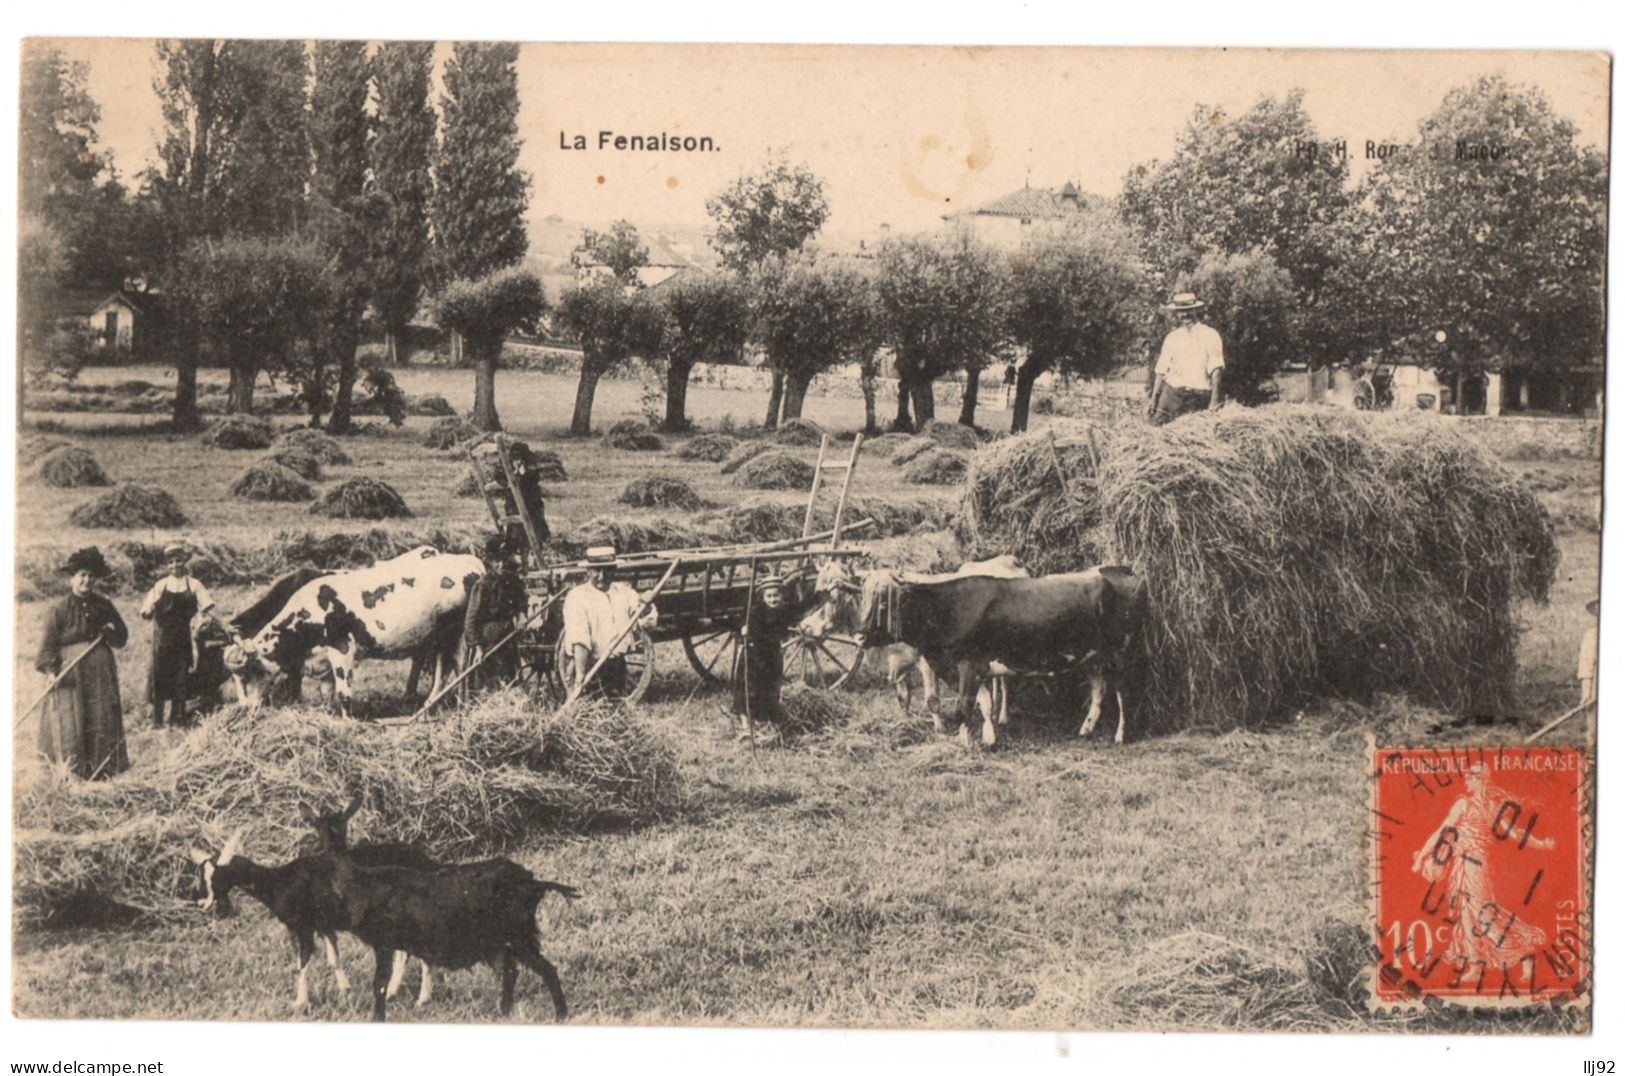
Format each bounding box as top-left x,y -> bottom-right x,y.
310,40 -> 373,432
555,278 -> 666,435
434,42 -> 529,282
172,237 -> 331,414
874,232 -> 1010,431
651,271 -> 750,431
1350,75 -> 1607,397
19,44 -> 104,222
369,42 -> 438,367
433,267 -> 548,432
575,220 -> 650,285
1173,249 -> 1298,407
752,253 -> 883,422
1006,225 -> 1148,432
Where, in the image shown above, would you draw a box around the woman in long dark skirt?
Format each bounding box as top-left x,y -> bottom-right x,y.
34,547 -> 130,779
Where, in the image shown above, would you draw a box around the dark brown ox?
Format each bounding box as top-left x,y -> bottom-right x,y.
855,565 -> 1147,745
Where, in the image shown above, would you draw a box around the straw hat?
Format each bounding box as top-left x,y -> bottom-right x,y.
581,545 -> 617,568
1166,292 -> 1206,312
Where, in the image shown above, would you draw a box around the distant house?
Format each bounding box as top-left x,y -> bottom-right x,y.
87,289 -> 159,356
943,180 -> 1101,249
573,233 -> 703,289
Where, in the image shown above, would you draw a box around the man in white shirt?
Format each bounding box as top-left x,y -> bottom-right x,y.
139,543 -> 216,727
561,546 -> 658,697
1148,292 -> 1225,426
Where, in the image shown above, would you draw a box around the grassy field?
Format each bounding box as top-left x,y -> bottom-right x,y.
10,364 -> 1602,1031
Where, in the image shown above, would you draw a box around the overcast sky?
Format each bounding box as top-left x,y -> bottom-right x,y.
52,41 -> 1610,237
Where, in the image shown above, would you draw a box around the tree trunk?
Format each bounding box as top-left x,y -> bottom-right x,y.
1010,364 -> 1041,433
385,327 -> 399,366
471,347 -> 502,431
307,356 -> 327,428
663,359 -> 692,432
781,372 -> 812,421
226,360 -> 257,414
910,375 -> 936,425
570,361 -> 603,435
860,364 -> 879,434
763,369 -> 785,428
328,326 -> 358,434
172,331 -> 202,431
958,365 -> 981,427
892,374 -> 914,432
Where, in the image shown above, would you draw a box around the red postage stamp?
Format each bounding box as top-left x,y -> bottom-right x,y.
1369,745 -> 1590,1009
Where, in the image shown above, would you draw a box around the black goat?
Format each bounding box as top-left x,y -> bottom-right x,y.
304,793 -> 578,1023
189,825 -> 441,1009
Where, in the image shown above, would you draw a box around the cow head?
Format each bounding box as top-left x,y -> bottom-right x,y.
802,560 -> 862,638
855,569 -> 901,647
224,612 -> 325,708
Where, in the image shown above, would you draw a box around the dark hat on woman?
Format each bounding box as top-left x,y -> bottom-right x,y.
64,547 -> 112,578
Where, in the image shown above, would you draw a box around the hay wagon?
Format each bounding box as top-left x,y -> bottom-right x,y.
466,433 -> 871,705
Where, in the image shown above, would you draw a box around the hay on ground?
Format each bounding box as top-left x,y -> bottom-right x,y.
773,417 -> 827,446
698,495 -> 949,545
859,432 -> 915,459
719,439 -> 776,474
890,436 -> 939,466
68,484 -> 189,529
734,450 -> 815,490
279,427 -> 352,465
902,448 -> 969,485
409,393 -> 457,417
918,419 -> 980,451
13,699 -> 683,924
576,515 -> 709,554
956,408 -> 1557,733
20,436 -> 73,467
1100,932 -> 1335,1031
678,432 -> 739,462
603,420 -> 664,451
423,416 -> 479,450
201,415 -> 275,450
230,461 -> 315,502
619,476 -> 705,510
776,683 -> 859,736
36,446 -> 111,488
310,477 -> 411,520
266,446 -> 322,480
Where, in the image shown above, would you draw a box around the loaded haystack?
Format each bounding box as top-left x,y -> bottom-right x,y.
266,446 -> 322,480
902,448 -> 969,485
311,477 -> 411,520
69,483 -> 189,529
602,419 -> 664,452
201,414 -> 275,450
279,427 -> 351,465
36,445 -> 111,488
734,450 -> 815,490
230,461 -> 315,502
678,432 -> 739,462
14,698 -> 682,925
619,475 -> 706,511
957,408 -> 1557,733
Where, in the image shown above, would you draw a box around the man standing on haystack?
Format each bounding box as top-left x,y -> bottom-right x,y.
1148,292 -> 1225,425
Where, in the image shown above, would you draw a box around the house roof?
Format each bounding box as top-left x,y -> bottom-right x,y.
575,235 -> 700,270
92,289 -> 157,315
946,181 -> 1099,221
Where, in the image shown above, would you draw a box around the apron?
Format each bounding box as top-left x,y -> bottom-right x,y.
148,584 -> 199,706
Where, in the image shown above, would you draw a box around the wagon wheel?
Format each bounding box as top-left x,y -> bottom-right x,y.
551,626 -> 654,703
782,627 -> 866,690
516,629 -> 560,702
682,627 -> 742,685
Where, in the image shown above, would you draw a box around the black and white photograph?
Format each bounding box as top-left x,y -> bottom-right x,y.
6,28 -> 1612,1061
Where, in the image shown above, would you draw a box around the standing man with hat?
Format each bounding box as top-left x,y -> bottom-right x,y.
461,533 -> 528,691
139,543 -> 215,728
731,571 -> 822,742
1148,292 -> 1225,426
34,547 -> 130,779
561,547 -> 659,698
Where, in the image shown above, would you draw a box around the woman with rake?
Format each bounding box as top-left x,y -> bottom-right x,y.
33,547 -> 130,780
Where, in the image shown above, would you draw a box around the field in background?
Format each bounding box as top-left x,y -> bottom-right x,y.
11,366 -> 1602,1030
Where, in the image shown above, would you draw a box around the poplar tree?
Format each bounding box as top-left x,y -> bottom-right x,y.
310,40 -> 372,431
370,42 -> 437,367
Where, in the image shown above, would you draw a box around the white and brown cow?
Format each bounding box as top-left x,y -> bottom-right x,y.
224,547 -> 484,713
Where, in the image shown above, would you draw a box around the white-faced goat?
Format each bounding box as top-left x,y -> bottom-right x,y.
305,793 -> 579,1023
189,824 -> 442,1009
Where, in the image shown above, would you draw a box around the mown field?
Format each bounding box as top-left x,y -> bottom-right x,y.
10,363 -> 1602,1031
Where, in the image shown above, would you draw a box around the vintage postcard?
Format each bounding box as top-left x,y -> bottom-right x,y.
8,38 -> 1608,1048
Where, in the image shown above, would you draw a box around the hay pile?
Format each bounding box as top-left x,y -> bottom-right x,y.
957,408 -> 1557,732
698,496 -> 948,545
734,451 -> 815,490
1100,932 -> 1336,1031
68,484 -> 189,529
201,415 -> 275,450
424,416 -> 479,450
603,420 -> 664,451
409,393 -> 457,417
280,427 -> 351,465
918,419 -> 980,451
678,432 -> 739,462
776,683 -> 859,736
619,476 -> 705,511
902,449 -> 969,485
36,446 -> 111,488
890,437 -> 939,466
230,461 -> 315,502
859,432 -> 916,459
13,699 -> 683,923
577,515 -> 707,554
310,477 -> 411,520
21,436 -> 73,467
719,440 -> 775,474
267,446 -> 323,480
528,448 -> 568,482
773,418 -> 826,446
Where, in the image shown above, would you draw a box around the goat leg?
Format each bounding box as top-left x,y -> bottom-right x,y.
385,950 -> 407,999
322,932 -> 350,993
370,947 -> 394,1022
292,931 -> 316,1010
498,949 -> 519,1016
516,939 -> 569,1022
416,963 -> 434,1008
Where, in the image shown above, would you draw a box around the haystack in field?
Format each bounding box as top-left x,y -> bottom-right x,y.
409,393 -> 457,416
20,436 -> 73,467
527,448 -> 568,482
919,419 -> 979,451
957,408 -> 1556,732
36,446 -> 110,488
201,415 -> 275,450
902,448 -> 968,485
279,427 -> 351,465
423,416 -> 478,450
231,461 -> 314,502
735,450 -> 815,490
311,477 -> 411,519
719,439 -> 776,474
69,484 -> 189,529
860,432 -> 916,459
603,420 -> 664,451
13,700 -> 681,923
678,432 -> 739,462
773,417 -> 826,446
266,446 -> 322,480
577,515 -> 708,554
890,436 -> 938,466
620,476 -> 705,511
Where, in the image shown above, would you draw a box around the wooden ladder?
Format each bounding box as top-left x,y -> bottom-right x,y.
465,440 -> 549,567
801,433 -> 865,546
